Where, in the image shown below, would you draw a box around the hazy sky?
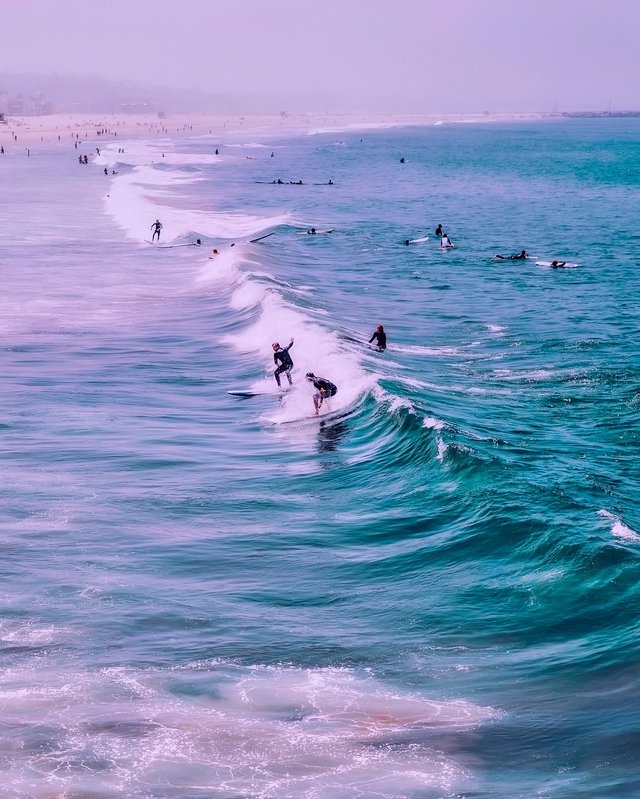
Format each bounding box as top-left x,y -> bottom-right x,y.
3,0 -> 640,111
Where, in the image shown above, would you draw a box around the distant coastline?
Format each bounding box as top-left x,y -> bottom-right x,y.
1,110 -> 638,149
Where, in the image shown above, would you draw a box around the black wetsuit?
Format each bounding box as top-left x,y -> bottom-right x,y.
273,342 -> 294,386
311,377 -> 337,397
369,330 -> 387,350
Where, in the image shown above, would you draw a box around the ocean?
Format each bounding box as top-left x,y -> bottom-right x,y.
1,117 -> 639,798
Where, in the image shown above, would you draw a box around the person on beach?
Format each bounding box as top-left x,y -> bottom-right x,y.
306,373 -> 338,415
150,219 -> 163,242
273,339 -> 295,387
495,250 -> 528,260
435,224 -> 443,237
440,233 -> 453,248
369,325 -> 387,350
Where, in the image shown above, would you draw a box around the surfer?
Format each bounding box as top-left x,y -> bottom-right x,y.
273,338 -> 295,387
495,250 -> 528,260
435,224 -> 443,237
550,260 -> 568,268
368,324 -> 387,350
440,233 -> 453,248
307,228 -> 317,234
150,219 -> 163,243
306,373 -> 338,415
400,157 -> 406,163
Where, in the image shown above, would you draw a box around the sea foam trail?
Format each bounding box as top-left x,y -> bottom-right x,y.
102,142 -> 289,243
0,658 -> 496,798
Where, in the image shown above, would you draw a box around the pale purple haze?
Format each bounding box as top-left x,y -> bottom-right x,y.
3,0 -> 640,112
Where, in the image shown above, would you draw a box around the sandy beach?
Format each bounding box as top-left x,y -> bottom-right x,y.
0,110 -> 551,150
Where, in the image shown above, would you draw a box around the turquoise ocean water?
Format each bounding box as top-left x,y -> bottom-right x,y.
1,118 -> 639,798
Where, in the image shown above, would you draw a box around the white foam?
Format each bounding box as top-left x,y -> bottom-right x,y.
0,661 -> 497,796
436,435 -> 449,461
104,152 -> 289,243
423,416 -> 446,431
598,510 -> 640,541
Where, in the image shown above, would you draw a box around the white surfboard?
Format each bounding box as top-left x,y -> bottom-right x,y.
405,236 -> 429,245
535,260 -> 579,269
144,240 -> 201,249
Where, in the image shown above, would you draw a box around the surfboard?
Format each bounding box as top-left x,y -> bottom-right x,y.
405,236 -> 429,245
227,389 -> 284,397
144,240 -> 201,249
297,229 -> 335,235
439,244 -> 455,250
250,232 -> 276,243
535,260 -> 579,269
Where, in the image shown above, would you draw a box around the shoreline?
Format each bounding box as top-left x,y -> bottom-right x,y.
0,110 -> 555,149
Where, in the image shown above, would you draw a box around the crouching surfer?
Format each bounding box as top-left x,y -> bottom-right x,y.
306,373 -> 338,415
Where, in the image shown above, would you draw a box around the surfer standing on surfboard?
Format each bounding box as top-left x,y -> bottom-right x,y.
150,219 -> 163,242
306,373 -> 338,416
273,338 -> 295,387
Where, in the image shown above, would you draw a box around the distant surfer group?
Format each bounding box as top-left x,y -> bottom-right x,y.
271,325 -> 385,415
404,225 -> 571,265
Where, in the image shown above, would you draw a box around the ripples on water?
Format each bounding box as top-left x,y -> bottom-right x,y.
1,119 -> 639,797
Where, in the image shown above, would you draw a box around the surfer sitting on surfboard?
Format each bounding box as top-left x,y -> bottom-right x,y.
368,324 -> 387,350
306,373 -> 338,416
440,233 -> 454,248
273,338 -> 295,387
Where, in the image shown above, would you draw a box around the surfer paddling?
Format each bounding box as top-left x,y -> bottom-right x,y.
495,250 -> 528,260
